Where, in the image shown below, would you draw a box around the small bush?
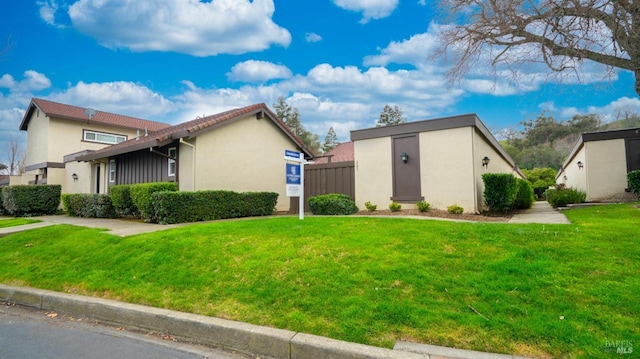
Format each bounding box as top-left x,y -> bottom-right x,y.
513,178 -> 535,210
389,201 -> 402,212
109,185 -> 137,216
545,187 -> 586,208
447,204 -> 464,214
628,170 -> 640,198
130,182 -> 178,222
62,193 -> 116,218
482,173 -> 517,213
2,185 -> 61,216
416,200 -> 430,212
307,193 -> 358,215
364,201 -> 377,211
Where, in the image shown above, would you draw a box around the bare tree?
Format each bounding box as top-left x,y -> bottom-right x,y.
5,135 -> 25,176
434,1 -> 640,95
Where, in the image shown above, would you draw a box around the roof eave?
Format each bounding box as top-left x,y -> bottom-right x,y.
77,139 -> 159,162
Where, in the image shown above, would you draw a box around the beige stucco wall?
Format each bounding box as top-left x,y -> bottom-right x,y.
420,127 -> 476,212
24,111 -> 50,166
193,115 -> 301,211
178,139 -> 196,192
64,161 -> 96,194
353,137 -> 393,209
585,139 -> 628,201
560,145 -> 587,192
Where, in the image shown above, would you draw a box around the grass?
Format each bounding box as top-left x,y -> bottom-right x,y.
0,218 -> 40,228
0,203 -> 638,358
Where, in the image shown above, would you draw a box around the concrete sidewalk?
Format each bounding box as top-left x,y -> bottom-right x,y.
508,201 -> 570,224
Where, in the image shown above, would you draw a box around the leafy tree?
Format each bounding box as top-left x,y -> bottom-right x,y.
521,113 -> 567,146
322,127 -> 340,153
434,0 -> 640,95
376,105 -> 406,127
273,96 -> 321,156
523,167 -> 557,199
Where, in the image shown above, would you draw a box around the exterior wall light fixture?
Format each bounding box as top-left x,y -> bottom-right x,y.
482,156 -> 490,168
400,152 -> 409,163
577,161 -> 584,169
72,173 -> 78,182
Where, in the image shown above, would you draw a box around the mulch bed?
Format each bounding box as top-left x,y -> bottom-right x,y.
354,208 -> 512,222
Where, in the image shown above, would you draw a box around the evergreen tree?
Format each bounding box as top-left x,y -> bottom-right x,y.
376,105 -> 406,127
273,96 -> 321,156
322,127 -> 339,153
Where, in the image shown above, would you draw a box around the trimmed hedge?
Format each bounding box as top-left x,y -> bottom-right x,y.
513,178 -> 535,210
109,185 -> 137,216
152,190 -> 278,224
2,185 -> 61,216
130,182 -> 179,222
307,193 -> 358,215
482,173 -> 517,213
545,187 -> 586,208
628,170 -> 640,198
62,193 -> 116,218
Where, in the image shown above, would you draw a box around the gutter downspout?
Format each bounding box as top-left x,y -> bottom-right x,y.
179,138 -> 196,191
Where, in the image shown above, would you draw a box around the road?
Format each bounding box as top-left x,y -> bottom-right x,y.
0,302 -> 254,359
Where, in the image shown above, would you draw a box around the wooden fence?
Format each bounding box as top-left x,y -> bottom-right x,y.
289,161 -> 355,212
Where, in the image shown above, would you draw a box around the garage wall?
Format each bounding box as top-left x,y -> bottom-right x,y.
354,136 -> 393,209
585,139 -> 627,201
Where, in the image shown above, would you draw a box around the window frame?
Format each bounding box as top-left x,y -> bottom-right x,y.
168,147 -> 177,177
109,159 -> 116,183
83,130 -> 127,145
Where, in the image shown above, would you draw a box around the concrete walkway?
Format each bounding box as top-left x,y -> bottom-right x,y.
508,201 -> 571,224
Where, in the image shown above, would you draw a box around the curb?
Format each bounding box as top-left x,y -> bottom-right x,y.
0,284 -> 429,359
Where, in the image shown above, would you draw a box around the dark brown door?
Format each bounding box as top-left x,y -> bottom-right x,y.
627,138 -> 640,172
392,135 -> 422,201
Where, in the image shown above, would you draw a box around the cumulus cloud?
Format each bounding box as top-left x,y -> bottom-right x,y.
227,60 -> 292,83
37,0 -> 60,26
0,71 -> 52,93
332,0 -> 399,23
66,0 -> 291,56
305,33 -> 322,43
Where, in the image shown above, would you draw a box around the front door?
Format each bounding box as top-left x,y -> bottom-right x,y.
392,134 -> 422,202
626,138 -> 640,172
95,164 -> 101,193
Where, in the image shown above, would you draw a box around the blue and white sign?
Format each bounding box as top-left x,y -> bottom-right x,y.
285,149 -> 302,161
286,163 -> 301,185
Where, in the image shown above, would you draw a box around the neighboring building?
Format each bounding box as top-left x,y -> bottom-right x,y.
350,114 -> 524,213
18,98 -> 170,194
313,142 -> 354,164
556,128 -> 640,202
77,103 -> 313,212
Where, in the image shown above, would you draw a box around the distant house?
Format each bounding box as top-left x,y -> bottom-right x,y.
350,114 -> 524,213
77,103 -> 313,211
18,98 -> 170,194
556,128 -> 640,202
313,142 -> 354,164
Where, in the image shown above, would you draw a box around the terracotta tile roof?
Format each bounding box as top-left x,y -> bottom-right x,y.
313,142 -> 354,164
20,98 -> 171,132
78,103 -> 313,161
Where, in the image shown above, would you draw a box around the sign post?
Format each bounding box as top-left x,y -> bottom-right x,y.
284,150 -> 307,220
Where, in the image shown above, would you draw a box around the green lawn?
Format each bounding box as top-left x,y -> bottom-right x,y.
0,218 -> 40,228
0,204 -> 638,358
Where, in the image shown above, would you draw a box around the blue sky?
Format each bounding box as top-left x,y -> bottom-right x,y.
1,0 -> 639,157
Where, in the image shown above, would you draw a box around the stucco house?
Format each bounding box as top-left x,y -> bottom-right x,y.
76,103 -> 313,212
556,128 -> 640,202
350,114 -> 524,213
18,98 -> 170,194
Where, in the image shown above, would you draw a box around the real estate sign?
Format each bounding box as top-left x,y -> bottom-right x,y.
286,163 -> 301,197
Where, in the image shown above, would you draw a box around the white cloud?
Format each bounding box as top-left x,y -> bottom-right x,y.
0,71 -> 52,93
66,0 -> 291,56
363,32 -> 439,68
332,0 -> 399,23
227,60 -> 292,83
537,97 -> 640,124
37,0 -> 63,27
305,32 -> 323,43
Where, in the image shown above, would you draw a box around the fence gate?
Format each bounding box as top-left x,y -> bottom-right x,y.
289,161 -> 355,213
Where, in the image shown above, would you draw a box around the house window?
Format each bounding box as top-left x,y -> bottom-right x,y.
109,159 -> 116,182
84,130 -> 127,145
168,147 -> 176,177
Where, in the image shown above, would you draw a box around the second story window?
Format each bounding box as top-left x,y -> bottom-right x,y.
84,130 -> 127,145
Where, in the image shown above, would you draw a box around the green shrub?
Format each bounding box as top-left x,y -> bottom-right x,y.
2,185 -> 61,216
0,187 -> 5,215
307,193 -> 358,215
62,193 -> 115,218
130,182 -> 178,222
482,173 -> 517,213
447,204 -> 464,214
364,201 -> 377,211
545,187 -> 587,208
389,201 -> 402,212
513,178 -> 535,210
416,200 -> 430,212
628,170 -> 640,198
152,190 -> 278,224
109,185 -> 137,216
